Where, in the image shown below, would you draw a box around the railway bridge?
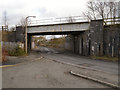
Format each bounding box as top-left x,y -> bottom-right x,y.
16,19 -> 119,57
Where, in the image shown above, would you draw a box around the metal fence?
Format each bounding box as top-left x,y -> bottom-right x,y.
2,42 -> 24,50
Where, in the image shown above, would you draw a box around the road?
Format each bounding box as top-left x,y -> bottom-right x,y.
2,46 -> 118,88
3,51 -> 112,88
36,46 -> 118,75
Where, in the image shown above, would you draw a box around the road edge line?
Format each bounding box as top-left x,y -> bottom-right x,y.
0,65 -> 17,68
47,57 -> 117,75
0,56 -> 43,68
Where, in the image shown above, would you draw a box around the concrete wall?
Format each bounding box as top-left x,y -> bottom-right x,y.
66,20 -> 119,57
89,20 -> 104,56
65,31 -> 90,56
65,35 -> 74,52
79,31 -> 90,56
7,31 -> 16,42
66,20 -> 104,56
103,25 -> 120,57
16,27 -> 25,43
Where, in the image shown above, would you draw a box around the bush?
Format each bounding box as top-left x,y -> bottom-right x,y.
8,46 -> 26,56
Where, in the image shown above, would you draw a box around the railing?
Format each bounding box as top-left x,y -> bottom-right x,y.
27,16 -> 89,26
28,16 -> 120,26
0,26 -> 9,31
104,17 -> 120,25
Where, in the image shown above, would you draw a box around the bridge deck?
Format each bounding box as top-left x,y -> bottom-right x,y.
27,22 -> 90,34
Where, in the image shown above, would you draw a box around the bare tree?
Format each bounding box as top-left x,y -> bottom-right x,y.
18,17 -> 32,27
18,17 -> 26,28
88,2 -> 97,20
83,1 -> 118,24
109,2 -> 118,24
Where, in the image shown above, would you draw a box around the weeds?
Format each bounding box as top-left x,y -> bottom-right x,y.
8,46 -> 26,56
2,45 -> 26,62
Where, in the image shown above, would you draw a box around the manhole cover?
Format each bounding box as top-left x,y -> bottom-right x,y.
78,63 -> 94,67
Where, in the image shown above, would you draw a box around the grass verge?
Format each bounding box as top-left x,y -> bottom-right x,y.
91,56 -> 118,62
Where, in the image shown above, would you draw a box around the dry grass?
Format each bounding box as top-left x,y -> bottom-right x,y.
8,46 -> 26,56
91,56 -> 118,62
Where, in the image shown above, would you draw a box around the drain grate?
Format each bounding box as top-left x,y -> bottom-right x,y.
77,63 -> 95,67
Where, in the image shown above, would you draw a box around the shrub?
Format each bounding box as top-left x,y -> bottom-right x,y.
8,46 -> 26,56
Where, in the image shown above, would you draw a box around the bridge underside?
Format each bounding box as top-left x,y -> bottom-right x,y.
28,31 -> 85,36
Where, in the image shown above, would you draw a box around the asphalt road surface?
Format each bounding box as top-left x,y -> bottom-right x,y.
3,52 -> 111,88
36,46 -> 118,75
2,46 -> 118,88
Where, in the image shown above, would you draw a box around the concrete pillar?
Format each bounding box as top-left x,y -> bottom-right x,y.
71,35 -> 75,53
32,41 -> 35,49
64,35 -> 74,53
79,38 -> 82,55
90,19 -> 104,56
27,34 -> 32,53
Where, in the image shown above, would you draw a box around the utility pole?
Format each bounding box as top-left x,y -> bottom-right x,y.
25,16 -> 36,53
118,1 -> 120,17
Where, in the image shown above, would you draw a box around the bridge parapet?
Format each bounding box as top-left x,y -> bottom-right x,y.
27,22 -> 90,34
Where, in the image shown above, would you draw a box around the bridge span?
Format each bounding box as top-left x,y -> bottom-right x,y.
27,21 -> 90,35
16,20 -> 102,55
16,19 -> 120,58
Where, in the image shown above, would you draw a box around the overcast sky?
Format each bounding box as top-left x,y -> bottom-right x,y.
0,0 -> 89,27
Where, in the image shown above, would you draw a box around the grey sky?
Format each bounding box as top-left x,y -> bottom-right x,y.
0,0 -> 89,27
